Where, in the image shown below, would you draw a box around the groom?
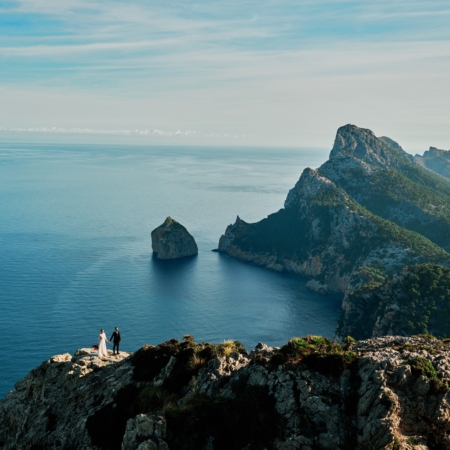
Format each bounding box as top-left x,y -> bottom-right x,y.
110,327 -> 121,355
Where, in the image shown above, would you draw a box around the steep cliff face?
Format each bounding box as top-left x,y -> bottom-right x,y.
319,126 -> 450,251
2,335 -> 450,450
218,124 -> 450,339
329,124 -> 413,169
415,147 -> 450,180
219,164 -> 448,294
151,217 -> 198,260
336,263 -> 450,340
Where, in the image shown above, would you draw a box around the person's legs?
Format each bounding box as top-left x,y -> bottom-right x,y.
113,343 -> 118,354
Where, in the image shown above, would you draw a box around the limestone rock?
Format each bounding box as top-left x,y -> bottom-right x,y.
122,413 -> 169,450
151,217 -> 198,260
2,336 -> 450,449
415,146 -> 450,180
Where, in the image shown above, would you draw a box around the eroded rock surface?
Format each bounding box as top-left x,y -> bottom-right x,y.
2,336 -> 450,449
415,147 -> 450,180
151,217 -> 198,260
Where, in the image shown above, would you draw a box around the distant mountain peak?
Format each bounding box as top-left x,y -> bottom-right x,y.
330,124 -> 412,169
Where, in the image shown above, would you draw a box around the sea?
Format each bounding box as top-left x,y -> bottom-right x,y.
0,142 -> 342,399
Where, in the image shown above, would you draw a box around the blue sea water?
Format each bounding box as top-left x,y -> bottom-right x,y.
0,142 -> 342,399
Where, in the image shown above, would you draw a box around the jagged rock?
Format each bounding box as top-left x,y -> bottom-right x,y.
218,165 -> 447,295
2,336 -> 450,449
318,126 -> 450,251
122,413 -> 169,450
415,147 -> 450,180
151,217 -> 198,260
217,124 -> 450,341
0,350 -> 132,449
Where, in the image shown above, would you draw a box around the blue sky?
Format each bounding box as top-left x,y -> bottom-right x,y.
0,0 -> 449,150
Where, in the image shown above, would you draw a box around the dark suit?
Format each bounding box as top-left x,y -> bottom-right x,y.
110,330 -> 121,354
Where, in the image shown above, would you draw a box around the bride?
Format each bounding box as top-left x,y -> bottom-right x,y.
97,329 -> 109,357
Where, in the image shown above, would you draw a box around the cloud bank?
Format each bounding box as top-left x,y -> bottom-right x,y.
0,1 -> 449,148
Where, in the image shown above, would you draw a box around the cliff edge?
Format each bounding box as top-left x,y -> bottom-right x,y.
2,335 -> 450,449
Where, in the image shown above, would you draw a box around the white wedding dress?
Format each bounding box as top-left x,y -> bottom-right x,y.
98,332 -> 108,357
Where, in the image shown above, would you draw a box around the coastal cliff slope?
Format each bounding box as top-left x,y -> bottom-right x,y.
219,167 -> 447,293
337,263 -> 450,340
3,335 -> 450,449
218,125 -> 450,339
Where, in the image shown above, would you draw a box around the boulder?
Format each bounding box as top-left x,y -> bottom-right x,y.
151,217 -> 198,260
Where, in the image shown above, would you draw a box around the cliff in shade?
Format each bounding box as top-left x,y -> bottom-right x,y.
151,217 -> 198,260
4,335 -> 450,449
218,125 -> 450,339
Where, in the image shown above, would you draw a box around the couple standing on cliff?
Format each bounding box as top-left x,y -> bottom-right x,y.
97,327 -> 121,358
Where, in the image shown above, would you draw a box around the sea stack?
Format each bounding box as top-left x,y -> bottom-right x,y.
151,217 -> 198,260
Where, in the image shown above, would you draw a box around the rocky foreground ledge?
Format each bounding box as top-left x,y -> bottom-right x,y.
2,336 -> 450,450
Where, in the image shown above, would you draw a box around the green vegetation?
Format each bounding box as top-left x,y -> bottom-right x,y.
320,146 -> 450,251
355,265 -> 388,292
270,335 -> 358,377
406,355 -> 450,394
231,173 -> 448,276
337,264 -> 450,340
399,264 -> 450,337
407,356 -> 438,379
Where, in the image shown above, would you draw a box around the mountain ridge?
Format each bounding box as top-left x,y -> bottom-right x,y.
218,124 -> 450,339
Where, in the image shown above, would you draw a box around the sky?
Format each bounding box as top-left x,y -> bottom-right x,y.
0,0 -> 450,151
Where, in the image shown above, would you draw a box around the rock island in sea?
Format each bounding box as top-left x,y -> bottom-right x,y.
151,216 -> 198,260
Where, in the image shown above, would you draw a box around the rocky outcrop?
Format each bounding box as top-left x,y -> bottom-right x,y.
319,126 -> 450,251
2,335 -> 450,449
0,349 -> 132,449
218,124 -> 450,340
415,147 -> 450,180
329,124 -> 413,169
336,263 -> 450,341
151,217 -> 198,260
218,166 -> 448,294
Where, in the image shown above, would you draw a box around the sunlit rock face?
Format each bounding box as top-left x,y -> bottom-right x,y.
151,216 -> 198,260
415,146 -> 450,180
3,336 -> 450,449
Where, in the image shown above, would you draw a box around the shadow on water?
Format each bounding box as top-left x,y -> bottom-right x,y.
149,253 -> 199,298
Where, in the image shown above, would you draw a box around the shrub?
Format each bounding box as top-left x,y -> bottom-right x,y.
407,356 -> 438,379
183,334 -> 195,343
270,336 -> 358,376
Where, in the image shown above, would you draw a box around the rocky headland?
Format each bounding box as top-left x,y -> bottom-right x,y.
218,125 -> 450,340
151,217 -> 198,260
3,335 -> 450,449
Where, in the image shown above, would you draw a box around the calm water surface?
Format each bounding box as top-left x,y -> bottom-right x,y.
0,143 -> 341,398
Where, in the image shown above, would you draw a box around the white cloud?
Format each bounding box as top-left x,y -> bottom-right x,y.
0,125 -> 255,140
1,1 -> 450,148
